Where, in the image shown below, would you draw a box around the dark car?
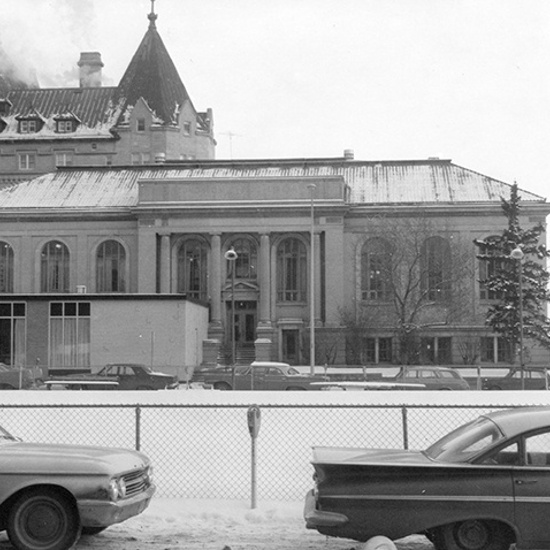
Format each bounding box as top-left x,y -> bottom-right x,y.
392,365 -> 470,390
192,361 -> 327,391
0,422 -> 154,550
46,363 -> 178,390
483,367 -> 550,390
305,407 -> 550,550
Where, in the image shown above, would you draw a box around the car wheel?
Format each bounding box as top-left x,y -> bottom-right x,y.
81,526 -> 107,536
0,383 -> 15,390
213,382 -> 232,390
435,520 -> 513,550
7,488 -> 81,550
488,385 -> 502,391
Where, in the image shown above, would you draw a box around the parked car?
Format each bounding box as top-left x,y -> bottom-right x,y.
45,363 -> 178,390
483,367 -> 550,390
0,422 -> 154,550
391,365 -> 470,390
0,363 -> 34,389
305,406 -> 550,549
192,361 -> 328,390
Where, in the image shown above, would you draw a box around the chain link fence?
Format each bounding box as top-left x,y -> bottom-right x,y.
0,403 -> 525,500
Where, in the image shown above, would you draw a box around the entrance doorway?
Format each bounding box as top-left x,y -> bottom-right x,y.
226,300 -> 257,348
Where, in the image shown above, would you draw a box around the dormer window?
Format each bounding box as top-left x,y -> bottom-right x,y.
183,121 -> 192,136
0,119 -> 6,133
54,113 -> 80,134
19,119 -> 39,133
56,120 -> 75,133
136,118 -> 145,132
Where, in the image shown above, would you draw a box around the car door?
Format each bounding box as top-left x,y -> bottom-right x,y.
115,365 -> 134,390
513,430 -> 550,545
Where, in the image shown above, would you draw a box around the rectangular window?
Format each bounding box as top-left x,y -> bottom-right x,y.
18,153 -> 36,170
56,120 -> 74,133
136,118 -> 146,132
183,121 -> 192,136
364,337 -> 393,364
131,152 -> 150,165
19,120 -> 37,133
49,302 -> 90,369
55,152 -> 74,166
0,302 -> 26,367
480,336 -> 512,363
420,336 -> 452,364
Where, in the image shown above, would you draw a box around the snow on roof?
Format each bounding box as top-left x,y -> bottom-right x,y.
0,158 -> 544,212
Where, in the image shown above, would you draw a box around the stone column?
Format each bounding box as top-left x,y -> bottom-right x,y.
314,232 -> 322,323
258,233 -> 271,327
210,234 -> 222,327
159,233 -> 171,293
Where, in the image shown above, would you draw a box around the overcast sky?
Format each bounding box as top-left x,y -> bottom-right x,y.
3,0 -> 549,201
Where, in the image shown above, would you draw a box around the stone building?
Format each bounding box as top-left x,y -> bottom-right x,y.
0,6 -> 215,187
0,156 -> 547,375
0,5 -> 548,376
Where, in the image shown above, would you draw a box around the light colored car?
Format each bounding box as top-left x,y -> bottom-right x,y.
0,423 -> 155,550
305,407 -> 550,550
393,365 -> 470,390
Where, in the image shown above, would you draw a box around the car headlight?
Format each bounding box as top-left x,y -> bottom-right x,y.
117,477 -> 127,499
108,479 -> 119,501
145,466 -> 154,486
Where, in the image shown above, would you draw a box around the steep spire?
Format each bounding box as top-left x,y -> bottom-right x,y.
114,2 -> 193,126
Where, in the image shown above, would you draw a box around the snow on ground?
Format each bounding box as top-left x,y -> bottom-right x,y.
1,388 -> 549,548
0,498 -> 433,550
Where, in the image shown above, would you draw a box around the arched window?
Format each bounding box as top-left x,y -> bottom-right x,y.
0,242 -> 14,293
277,238 -> 307,302
226,238 -> 257,280
361,238 -> 392,300
421,236 -> 451,301
96,240 -> 126,293
41,240 -> 70,292
177,239 -> 208,300
478,236 -> 504,300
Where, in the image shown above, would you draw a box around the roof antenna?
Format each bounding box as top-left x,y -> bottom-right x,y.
148,0 -> 158,28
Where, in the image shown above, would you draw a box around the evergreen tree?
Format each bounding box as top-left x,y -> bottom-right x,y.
474,183 -> 550,356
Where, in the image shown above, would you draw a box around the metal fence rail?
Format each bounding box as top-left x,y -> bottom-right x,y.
0,403 -> 514,500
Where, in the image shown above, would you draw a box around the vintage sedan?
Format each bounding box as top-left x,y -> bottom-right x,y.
393,365 -> 470,390
0,423 -> 154,550
192,361 -> 328,391
483,367 -> 550,390
305,407 -> 550,550
45,363 -> 179,390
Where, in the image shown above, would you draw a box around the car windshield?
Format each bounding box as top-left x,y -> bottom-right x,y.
0,424 -> 18,442
424,416 -> 505,463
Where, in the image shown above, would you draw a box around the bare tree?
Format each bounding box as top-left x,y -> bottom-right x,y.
344,215 -> 474,364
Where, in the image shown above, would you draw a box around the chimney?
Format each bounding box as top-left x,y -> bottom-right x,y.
78,52 -> 103,88
343,149 -> 354,160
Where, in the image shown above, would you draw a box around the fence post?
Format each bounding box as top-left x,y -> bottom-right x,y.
401,406 -> 409,450
135,406 -> 141,451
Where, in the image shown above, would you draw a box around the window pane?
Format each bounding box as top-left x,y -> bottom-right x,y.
177,239 -> 208,300
277,238 -> 306,302
96,240 -> 126,293
41,241 -> 69,292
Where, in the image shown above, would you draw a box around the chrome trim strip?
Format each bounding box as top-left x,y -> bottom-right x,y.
325,494 -> 514,503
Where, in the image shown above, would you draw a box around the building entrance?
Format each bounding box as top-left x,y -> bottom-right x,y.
226,300 -> 257,347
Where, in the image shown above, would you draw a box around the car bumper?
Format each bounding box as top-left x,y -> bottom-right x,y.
78,484 -> 156,527
303,489 -> 348,529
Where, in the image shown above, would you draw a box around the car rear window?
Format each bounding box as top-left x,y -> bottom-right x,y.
424,417 -> 505,463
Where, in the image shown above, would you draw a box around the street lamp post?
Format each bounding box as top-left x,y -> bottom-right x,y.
307,183 -> 316,376
510,246 -> 525,390
224,247 -> 238,367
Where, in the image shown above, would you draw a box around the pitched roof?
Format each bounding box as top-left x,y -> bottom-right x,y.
0,158 -> 545,211
113,12 -> 193,126
3,87 -> 120,140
